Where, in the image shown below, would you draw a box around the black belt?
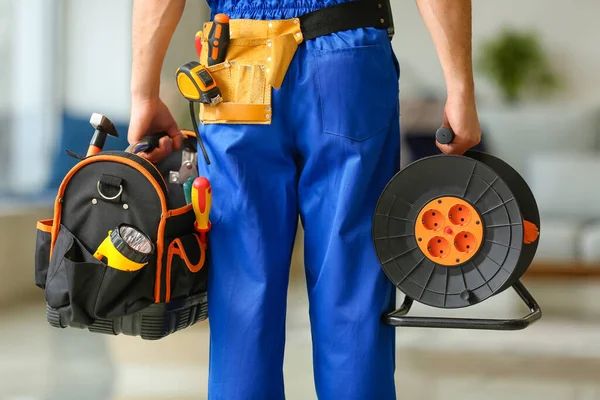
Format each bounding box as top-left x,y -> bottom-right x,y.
299,0 -> 395,41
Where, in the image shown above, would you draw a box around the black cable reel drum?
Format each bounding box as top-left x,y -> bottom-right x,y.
373,128 -> 542,330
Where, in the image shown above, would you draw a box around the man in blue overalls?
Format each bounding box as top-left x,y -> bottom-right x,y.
128,1 -> 481,398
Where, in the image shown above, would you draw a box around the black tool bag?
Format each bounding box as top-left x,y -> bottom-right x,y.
34,133 -> 208,340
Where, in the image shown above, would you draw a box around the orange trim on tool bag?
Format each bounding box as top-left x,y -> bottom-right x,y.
165,234 -> 206,302
155,217 -> 166,302
37,219 -> 53,233
182,129 -> 196,138
169,204 -> 193,217
49,155 -> 169,303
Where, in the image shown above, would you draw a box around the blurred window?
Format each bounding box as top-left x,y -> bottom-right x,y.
0,1 -> 13,190
0,0 -> 61,198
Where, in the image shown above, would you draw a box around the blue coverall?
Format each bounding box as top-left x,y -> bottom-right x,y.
199,1 -> 401,398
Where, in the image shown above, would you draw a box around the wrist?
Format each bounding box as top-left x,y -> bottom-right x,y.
131,70 -> 161,104
447,79 -> 475,102
131,88 -> 160,105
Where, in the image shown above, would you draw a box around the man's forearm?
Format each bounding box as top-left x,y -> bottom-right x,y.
416,0 -> 474,99
131,0 -> 186,101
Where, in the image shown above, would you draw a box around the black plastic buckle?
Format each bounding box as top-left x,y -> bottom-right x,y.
383,280 -> 542,331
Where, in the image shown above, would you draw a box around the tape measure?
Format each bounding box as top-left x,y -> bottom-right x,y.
176,61 -> 222,105
94,224 -> 155,272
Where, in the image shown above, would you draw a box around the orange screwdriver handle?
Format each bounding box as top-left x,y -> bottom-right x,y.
207,14 -> 230,66
191,177 -> 212,235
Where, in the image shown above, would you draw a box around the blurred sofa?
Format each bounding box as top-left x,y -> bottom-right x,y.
477,102 -> 600,272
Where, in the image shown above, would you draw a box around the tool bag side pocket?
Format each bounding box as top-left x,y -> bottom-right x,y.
45,224 -> 156,325
35,219 -> 54,289
163,204 -> 208,302
165,233 -> 207,302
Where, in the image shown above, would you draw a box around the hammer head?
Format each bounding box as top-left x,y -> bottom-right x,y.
90,113 -> 119,137
86,113 -> 120,156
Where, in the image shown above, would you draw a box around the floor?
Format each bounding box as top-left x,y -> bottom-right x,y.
3,240 -> 600,400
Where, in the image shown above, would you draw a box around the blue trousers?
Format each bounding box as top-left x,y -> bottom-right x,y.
200,1 -> 401,398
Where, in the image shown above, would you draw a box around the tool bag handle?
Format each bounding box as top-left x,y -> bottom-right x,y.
126,131 -> 198,156
125,132 -> 169,155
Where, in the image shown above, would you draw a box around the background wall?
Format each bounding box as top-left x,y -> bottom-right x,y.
392,0 -> 600,106
62,0 -> 210,124
63,0 -> 209,124
46,0 -> 211,189
63,0 -> 133,122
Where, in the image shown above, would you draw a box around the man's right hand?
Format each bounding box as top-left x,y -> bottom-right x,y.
129,0 -> 186,163
128,97 -> 184,163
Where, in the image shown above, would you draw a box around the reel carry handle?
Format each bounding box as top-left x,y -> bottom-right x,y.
435,127 -> 455,145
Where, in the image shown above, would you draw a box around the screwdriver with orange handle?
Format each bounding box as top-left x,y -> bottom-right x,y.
191,177 -> 212,243
207,14 -> 230,66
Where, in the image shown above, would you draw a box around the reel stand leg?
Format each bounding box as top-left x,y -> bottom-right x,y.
383,280 -> 542,331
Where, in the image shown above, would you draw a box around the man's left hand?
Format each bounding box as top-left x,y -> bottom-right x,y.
437,94 -> 481,155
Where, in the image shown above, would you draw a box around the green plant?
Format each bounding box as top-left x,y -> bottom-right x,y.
476,28 -> 560,104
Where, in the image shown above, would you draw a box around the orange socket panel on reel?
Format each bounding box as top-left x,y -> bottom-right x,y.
415,197 -> 483,266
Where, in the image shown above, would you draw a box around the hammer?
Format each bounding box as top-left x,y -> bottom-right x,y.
87,113 -> 119,157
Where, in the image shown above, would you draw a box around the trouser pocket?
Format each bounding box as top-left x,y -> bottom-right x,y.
165,233 -> 208,302
35,219 -> 53,289
45,225 -> 155,325
315,42 -> 399,141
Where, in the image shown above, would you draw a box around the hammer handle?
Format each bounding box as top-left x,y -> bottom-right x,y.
87,129 -> 108,156
86,145 -> 102,157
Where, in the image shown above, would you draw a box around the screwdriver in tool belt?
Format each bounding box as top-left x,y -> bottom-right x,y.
207,14 -> 230,66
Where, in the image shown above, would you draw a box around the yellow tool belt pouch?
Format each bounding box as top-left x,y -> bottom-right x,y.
199,18 -> 304,125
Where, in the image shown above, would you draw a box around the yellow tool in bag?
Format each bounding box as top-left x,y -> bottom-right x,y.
94,224 -> 155,272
